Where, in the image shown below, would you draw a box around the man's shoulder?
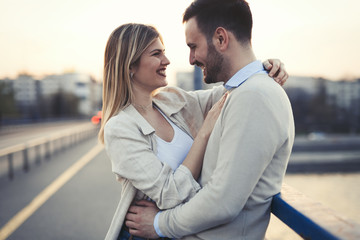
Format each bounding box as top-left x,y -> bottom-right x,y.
233,74 -> 285,96
245,73 -> 277,88
228,74 -> 291,110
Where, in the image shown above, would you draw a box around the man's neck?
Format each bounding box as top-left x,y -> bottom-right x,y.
224,51 -> 257,85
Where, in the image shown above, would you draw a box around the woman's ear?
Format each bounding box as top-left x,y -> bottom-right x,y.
129,65 -> 136,79
129,66 -> 135,79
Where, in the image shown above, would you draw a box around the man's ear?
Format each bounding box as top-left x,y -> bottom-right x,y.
213,27 -> 229,51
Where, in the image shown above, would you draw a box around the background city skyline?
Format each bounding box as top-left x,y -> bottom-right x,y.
1,0 -> 360,84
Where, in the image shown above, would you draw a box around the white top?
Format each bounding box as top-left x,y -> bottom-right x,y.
155,108 -> 194,170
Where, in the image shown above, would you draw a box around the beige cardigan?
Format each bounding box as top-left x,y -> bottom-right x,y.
158,74 -> 295,239
104,85 -> 225,240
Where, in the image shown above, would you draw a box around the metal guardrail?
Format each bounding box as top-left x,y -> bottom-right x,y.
0,124 -> 99,180
271,183 -> 360,240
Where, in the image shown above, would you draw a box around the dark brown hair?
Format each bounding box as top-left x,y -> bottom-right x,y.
183,0 -> 253,44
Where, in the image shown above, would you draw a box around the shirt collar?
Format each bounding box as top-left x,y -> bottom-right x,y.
224,60 -> 267,90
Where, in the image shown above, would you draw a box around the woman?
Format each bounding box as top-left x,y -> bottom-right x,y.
99,23 -> 287,240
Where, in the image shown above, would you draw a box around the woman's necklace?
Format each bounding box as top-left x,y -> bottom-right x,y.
133,102 -> 153,111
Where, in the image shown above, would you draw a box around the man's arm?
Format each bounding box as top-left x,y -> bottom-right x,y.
127,86 -> 287,238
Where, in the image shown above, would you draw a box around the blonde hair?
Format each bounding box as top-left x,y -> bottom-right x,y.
99,23 -> 162,143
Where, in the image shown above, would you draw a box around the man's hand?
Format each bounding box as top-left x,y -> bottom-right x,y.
263,59 -> 289,86
125,200 -> 160,238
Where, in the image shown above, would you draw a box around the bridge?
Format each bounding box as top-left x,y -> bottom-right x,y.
0,121 -> 359,239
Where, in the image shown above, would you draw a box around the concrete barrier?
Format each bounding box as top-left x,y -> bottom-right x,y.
272,183 -> 360,239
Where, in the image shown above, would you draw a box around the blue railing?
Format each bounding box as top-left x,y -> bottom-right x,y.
271,184 -> 360,240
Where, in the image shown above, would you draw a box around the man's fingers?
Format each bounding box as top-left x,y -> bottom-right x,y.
135,200 -> 157,207
127,206 -> 137,214
125,212 -> 137,221
125,220 -> 139,230
129,228 -> 142,236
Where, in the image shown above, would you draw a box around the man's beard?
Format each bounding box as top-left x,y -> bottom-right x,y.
203,43 -> 225,84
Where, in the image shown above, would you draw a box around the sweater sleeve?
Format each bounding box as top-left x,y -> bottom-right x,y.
104,117 -> 201,210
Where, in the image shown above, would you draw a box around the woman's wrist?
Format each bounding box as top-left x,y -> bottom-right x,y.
197,127 -> 211,140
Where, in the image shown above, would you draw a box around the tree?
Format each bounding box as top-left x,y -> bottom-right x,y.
0,82 -> 18,125
50,90 -> 80,118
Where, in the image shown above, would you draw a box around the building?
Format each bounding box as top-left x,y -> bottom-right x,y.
41,73 -> 100,116
11,74 -> 40,119
0,72 -> 102,120
326,79 -> 360,111
283,76 -> 323,96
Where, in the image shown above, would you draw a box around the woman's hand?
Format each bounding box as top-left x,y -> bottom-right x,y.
199,92 -> 229,138
263,59 -> 289,86
182,92 -> 228,180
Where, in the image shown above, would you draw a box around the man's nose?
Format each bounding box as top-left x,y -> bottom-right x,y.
189,52 -> 196,65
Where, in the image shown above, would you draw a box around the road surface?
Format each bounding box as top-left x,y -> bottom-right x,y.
1,123 -> 359,239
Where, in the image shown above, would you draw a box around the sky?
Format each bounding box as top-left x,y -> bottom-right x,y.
0,0 -> 360,85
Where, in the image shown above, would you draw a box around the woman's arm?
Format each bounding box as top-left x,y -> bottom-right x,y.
105,118 -> 198,210
181,92 -> 228,180
105,94 -> 226,210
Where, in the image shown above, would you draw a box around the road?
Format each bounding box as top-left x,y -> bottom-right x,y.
0,122 -> 121,240
0,123 -> 359,239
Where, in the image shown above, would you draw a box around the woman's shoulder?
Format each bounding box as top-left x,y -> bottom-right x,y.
104,107 -> 137,133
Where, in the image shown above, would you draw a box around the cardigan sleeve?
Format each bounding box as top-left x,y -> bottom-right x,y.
186,85 -> 226,117
104,116 -> 201,210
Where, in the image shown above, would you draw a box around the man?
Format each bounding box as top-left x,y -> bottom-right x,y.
125,0 -> 295,239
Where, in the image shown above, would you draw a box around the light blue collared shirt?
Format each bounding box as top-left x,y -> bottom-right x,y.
153,60 -> 267,238
224,60 -> 267,90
